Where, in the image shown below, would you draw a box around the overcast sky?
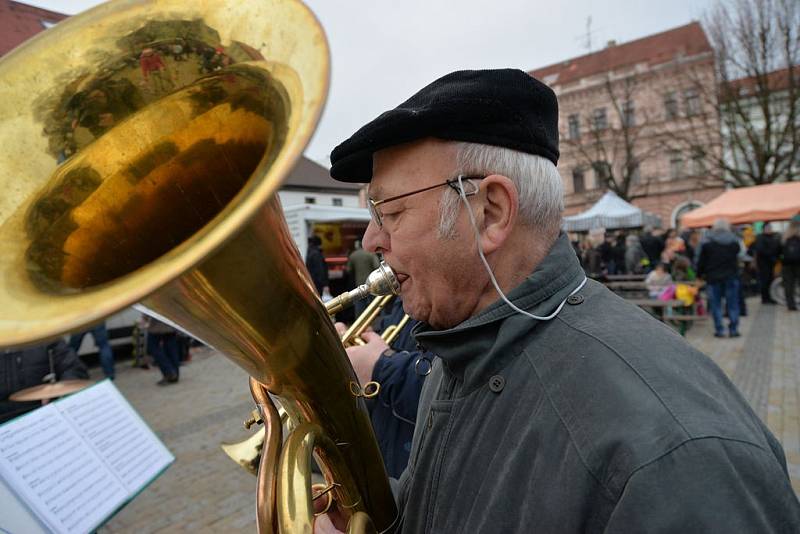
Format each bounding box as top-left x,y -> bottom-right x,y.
28,0 -> 716,165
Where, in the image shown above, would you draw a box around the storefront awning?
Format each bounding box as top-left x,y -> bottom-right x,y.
680,182 -> 800,228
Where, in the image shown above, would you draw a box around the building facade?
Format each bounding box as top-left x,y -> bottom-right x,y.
531,22 -> 724,228
0,0 -> 66,56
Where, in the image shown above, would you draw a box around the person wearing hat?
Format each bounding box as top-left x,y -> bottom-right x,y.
316,70 -> 798,533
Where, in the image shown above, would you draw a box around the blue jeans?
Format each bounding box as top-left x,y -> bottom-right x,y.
70,324 -> 115,379
149,333 -> 180,380
708,278 -> 740,335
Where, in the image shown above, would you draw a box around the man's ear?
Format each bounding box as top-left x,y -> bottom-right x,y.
478,174 -> 518,254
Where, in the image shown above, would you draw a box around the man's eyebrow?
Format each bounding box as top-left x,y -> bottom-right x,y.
368,186 -> 391,200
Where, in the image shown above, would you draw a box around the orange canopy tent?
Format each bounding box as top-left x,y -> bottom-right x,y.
680,182 -> 800,228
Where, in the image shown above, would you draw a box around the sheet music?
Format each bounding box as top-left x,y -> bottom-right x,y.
57,380 -> 174,493
0,380 -> 174,534
0,404 -> 128,533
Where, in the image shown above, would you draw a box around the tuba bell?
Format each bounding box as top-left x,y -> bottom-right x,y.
0,1 -> 396,532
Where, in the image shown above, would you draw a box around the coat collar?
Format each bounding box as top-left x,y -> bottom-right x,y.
412,233 -> 585,394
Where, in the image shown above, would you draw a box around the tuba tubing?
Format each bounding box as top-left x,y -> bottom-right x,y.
0,0 -> 397,531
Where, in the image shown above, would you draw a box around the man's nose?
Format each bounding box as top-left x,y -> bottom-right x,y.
362,220 -> 387,254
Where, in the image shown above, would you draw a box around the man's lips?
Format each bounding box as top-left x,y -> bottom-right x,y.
395,273 -> 410,286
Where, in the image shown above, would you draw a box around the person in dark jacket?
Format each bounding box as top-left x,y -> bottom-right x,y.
639,225 -> 664,269
1,340 -> 89,423
305,235 -> 329,296
611,231 -> 627,274
696,218 -> 742,337
782,214 -> 800,311
340,297 -> 428,478
316,69 -> 800,534
753,222 -> 782,304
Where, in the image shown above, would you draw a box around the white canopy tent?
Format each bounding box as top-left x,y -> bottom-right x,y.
563,191 -> 661,232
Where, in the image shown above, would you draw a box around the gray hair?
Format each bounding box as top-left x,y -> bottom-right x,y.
437,142 -> 564,239
712,218 -> 731,232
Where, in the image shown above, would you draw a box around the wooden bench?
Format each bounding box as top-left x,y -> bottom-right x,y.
606,281 -> 648,290
626,299 -> 706,335
605,274 -> 646,281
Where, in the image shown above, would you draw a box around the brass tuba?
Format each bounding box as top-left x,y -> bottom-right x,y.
0,1 -> 396,532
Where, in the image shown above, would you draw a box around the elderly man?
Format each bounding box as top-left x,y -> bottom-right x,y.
319,70 -> 798,533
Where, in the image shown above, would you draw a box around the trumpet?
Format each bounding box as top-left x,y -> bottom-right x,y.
324,260 -> 410,347
224,262 -> 411,475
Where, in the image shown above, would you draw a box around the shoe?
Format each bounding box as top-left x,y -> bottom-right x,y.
156,375 -> 179,386
788,306 -> 798,311
729,332 -> 741,338
714,332 -> 725,338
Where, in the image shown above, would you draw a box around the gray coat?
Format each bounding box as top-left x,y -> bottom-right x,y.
394,234 -> 798,533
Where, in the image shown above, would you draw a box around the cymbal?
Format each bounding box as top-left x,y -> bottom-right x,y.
9,380 -> 94,402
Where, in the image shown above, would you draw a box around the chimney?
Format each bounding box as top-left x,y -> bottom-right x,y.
606,39 -> 617,48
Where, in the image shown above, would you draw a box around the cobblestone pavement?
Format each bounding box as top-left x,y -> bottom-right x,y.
100,297 -> 799,532
686,298 -> 800,494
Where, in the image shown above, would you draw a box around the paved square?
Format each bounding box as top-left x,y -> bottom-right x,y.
100,298 -> 799,532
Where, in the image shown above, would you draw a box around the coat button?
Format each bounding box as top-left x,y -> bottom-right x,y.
567,294 -> 584,305
489,375 -> 505,393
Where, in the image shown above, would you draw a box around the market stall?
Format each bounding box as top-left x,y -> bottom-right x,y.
563,191 -> 661,232
680,182 -> 800,228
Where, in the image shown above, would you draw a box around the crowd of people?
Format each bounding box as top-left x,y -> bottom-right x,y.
573,216 -> 800,337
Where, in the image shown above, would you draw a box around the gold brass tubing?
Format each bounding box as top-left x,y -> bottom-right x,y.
0,1 -> 396,529
380,314 -> 411,346
341,295 -> 393,347
278,423 -> 364,533
251,378 -> 282,534
347,511 -> 376,534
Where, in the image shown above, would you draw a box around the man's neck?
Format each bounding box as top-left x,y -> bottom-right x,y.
471,228 -> 553,316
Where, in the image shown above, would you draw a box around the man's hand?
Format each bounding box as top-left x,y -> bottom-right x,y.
334,322 -> 348,336
312,483 -> 347,533
346,332 -> 389,386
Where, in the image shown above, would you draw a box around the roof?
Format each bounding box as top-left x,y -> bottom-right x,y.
530,22 -> 712,87
680,182 -> 800,227
723,67 -> 799,101
284,157 -> 362,192
0,0 -> 67,57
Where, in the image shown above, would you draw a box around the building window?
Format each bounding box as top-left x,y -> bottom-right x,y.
568,114 -> 580,139
592,108 -> 608,131
690,146 -> 706,176
332,197 -> 343,206
684,88 -> 701,117
304,197 -> 316,204
592,161 -> 611,188
622,100 -> 635,127
572,168 -> 585,193
664,91 -> 678,120
669,150 -> 684,179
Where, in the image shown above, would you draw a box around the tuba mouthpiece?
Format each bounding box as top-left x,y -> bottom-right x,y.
324,261 -> 399,315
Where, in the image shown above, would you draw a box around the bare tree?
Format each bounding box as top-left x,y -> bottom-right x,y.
564,74 -> 661,201
668,0 -> 799,187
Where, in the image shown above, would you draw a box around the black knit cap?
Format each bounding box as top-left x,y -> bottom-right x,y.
329,69 -> 559,183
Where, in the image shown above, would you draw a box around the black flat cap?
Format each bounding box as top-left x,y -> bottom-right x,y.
329,69 -> 559,183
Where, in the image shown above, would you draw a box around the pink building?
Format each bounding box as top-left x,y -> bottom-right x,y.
531,22 -> 724,228
0,0 -> 66,57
